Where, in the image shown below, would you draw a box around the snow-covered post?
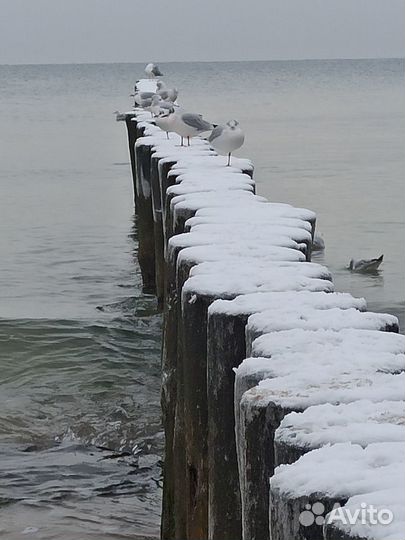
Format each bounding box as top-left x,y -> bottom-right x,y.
270,441 -> 405,540
135,135 -> 156,293
274,400 -> 405,468
236,330 -> 404,540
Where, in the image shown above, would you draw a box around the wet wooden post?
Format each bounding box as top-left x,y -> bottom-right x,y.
123,114 -> 138,206
134,135 -> 156,294
150,152 -> 165,307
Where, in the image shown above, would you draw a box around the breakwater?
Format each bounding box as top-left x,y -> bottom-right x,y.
118,79 -> 404,540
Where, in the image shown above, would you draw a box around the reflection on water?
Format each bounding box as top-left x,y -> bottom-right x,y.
0,59 -> 404,538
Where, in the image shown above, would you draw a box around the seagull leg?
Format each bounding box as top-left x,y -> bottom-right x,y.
181,137 -> 184,147
187,136 -> 190,147
166,132 -> 169,139
227,153 -> 231,166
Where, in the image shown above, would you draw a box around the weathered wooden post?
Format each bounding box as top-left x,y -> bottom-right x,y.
135,134 -> 156,293
124,114 -> 138,206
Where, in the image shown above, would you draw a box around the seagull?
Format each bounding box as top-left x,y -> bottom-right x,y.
155,108 -> 176,139
208,120 -> 245,166
172,112 -> 213,146
142,95 -> 162,117
156,81 -> 178,102
348,255 -> 383,273
132,91 -> 155,106
145,63 -> 163,78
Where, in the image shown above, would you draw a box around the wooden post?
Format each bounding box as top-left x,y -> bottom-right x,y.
135,137 -> 156,294
124,114 -> 138,206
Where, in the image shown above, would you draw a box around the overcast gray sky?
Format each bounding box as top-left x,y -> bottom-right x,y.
0,0 -> 404,65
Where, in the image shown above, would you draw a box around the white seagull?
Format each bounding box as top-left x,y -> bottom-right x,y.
208,120 -> 245,166
145,63 -> 163,78
141,95 -> 162,117
156,81 -> 178,102
155,108 -> 177,139
132,90 -> 155,107
348,255 -> 384,273
172,112 -> 213,146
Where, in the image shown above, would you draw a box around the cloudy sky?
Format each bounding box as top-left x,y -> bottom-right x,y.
0,0 -> 404,65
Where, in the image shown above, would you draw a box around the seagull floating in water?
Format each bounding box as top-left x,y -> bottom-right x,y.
208,120 -> 245,166
172,112 -> 213,146
145,63 -> 163,78
348,254 -> 383,273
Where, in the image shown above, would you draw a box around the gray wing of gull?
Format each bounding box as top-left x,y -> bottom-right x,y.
208,124 -> 224,142
181,113 -> 213,131
140,91 -> 155,99
152,65 -> 163,76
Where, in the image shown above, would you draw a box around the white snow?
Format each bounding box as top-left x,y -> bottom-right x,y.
240,368 -> 405,411
251,327 -> 405,358
276,400 -> 405,450
246,307 -> 397,350
186,214 -> 313,233
210,290 -> 366,317
135,78 -> 157,93
182,262 -> 334,298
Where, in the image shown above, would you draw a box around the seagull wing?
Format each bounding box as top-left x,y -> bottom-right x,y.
208,125 -> 224,143
182,113 -> 213,132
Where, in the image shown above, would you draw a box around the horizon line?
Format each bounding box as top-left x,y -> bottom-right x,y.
0,56 -> 404,67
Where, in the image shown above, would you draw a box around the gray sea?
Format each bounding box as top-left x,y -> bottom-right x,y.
0,59 -> 404,539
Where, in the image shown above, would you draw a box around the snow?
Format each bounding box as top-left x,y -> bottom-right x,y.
186,214 -> 313,233
246,307 -> 397,348
182,262 -> 334,298
271,442 -> 405,540
169,191 -> 268,216
188,204 -> 316,228
166,178 -> 255,196
168,229 -> 304,253
276,400 -> 405,450
271,441 -> 404,497
189,223 -> 312,244
328,486 -> 405,540
239,368 -> 405,411
135,79 -> 157,93
210,290 -> 366,317
251,327 -> 405,358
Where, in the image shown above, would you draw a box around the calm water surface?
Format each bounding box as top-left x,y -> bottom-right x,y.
0,59 -> 404,539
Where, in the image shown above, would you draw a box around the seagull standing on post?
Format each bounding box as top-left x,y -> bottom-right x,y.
208,120 -> 245,166
155,108 -> 177,139
145,63 -> 163,78
172,112 -> 213,146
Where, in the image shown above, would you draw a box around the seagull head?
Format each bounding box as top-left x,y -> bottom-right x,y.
227,120 -> 239,129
